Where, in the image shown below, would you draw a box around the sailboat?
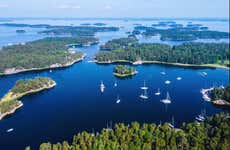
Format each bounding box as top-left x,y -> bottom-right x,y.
161,92 -> 171,104
140,81 -> 148,99
195,110 -> 206,122
116,95 -> 121,104
160,71 -> 166,75
100,81 -> 105,93
140,81 -> 148,90
114,81 -> 118,87
169,117 -> 175,128
155,88 -> 161,96
165,80 -> 171,84
6,128 -> 14,133
176,77 -> 182,80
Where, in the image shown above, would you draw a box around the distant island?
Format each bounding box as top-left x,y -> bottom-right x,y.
25,113 -> 230,150
210,85 -> 230,106
38,26 -> 119,36
95,38 -> 229,69
113,65 -> 137,77
133,24 -> 229,41
16,30 -> 26,33
93,23 -> 106,26
0,23 -> 52,28
0,37 -> 99,75
0,23 -> 119,36
0,77 -> 56,120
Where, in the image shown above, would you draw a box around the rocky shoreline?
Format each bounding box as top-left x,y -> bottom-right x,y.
113,70 -> 138,78
0,53 -> 86,76
95,59 -> 229,70
0,101 -> 23,120
212,99 -> 230,106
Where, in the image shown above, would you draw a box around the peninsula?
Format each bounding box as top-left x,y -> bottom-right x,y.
0,77 -> 56,120
0,37 -> 99,75
113,65 -> 137,77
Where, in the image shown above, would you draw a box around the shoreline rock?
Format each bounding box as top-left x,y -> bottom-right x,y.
0,101 -> 23,120
212,99 -> 230,106
95,59 -> 229,70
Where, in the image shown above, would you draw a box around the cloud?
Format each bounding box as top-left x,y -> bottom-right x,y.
57,4 -> 81,9
0,4 -> 8,8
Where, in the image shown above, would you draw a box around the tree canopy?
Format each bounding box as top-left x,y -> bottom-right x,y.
26,113 -> 230,150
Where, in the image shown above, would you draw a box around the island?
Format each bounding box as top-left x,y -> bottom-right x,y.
210,85 -> 230,106
93,23 -> 106,26
0,37 -> 99,75
16,30 -> 26,33
95,38 -> 229,69
38,26 -> 119,36
25,113 -> 229,150
0,23 -> 52,28
113,65 -> 137,77
0,77 -> 56,120
134,25 -> 229,41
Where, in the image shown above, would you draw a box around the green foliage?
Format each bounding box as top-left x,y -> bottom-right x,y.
0,99 -> 21,114
0,77 -> 55,114
210,85 -> 230,103
27,113 -> 230,150
113,65 -> 136,76
96,39 -> 229,66
100,37 -> 138,51
38,26 -> 119,36
134,26 -> 229,41
0,37 -> 98,73
11,77 -> 54,94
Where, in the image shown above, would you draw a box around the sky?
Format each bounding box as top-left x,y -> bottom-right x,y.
0,0 -> 229,18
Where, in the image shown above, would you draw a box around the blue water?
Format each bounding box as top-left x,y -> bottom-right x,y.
0,19 -> 229,150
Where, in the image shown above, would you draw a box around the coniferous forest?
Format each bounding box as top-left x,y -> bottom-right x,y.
95,38 -> 229,67
25,113 -> 230,150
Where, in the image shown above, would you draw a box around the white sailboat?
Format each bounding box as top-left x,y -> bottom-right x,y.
6,128 -> 14,133
161,92 -> 171,104
176,77 -> 182,80
140,81 -> 148,90
100,81 -> 105,93
165,80 -> 171,84
116,95 -> 121,104
155,88 -> 161,96
195,110 -> 206,122
140,81 -> 148,99
114,81 -> 118,87
160,71 -> 166,75
169,117 -> 175,128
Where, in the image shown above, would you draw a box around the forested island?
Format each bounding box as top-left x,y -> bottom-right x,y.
93,23 -> 106,26
25,113 -> 230,150
210,85 -> 230,106
113,65 -> 137,77
0,77 -> 56,120
38,26 -> 119,36
0,37 -> 99,75
16,30 -> 26,33
95,38 -> 229,69
0,23 -> 119,36
133,25 -> 229,41
0,23 -> 52,28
